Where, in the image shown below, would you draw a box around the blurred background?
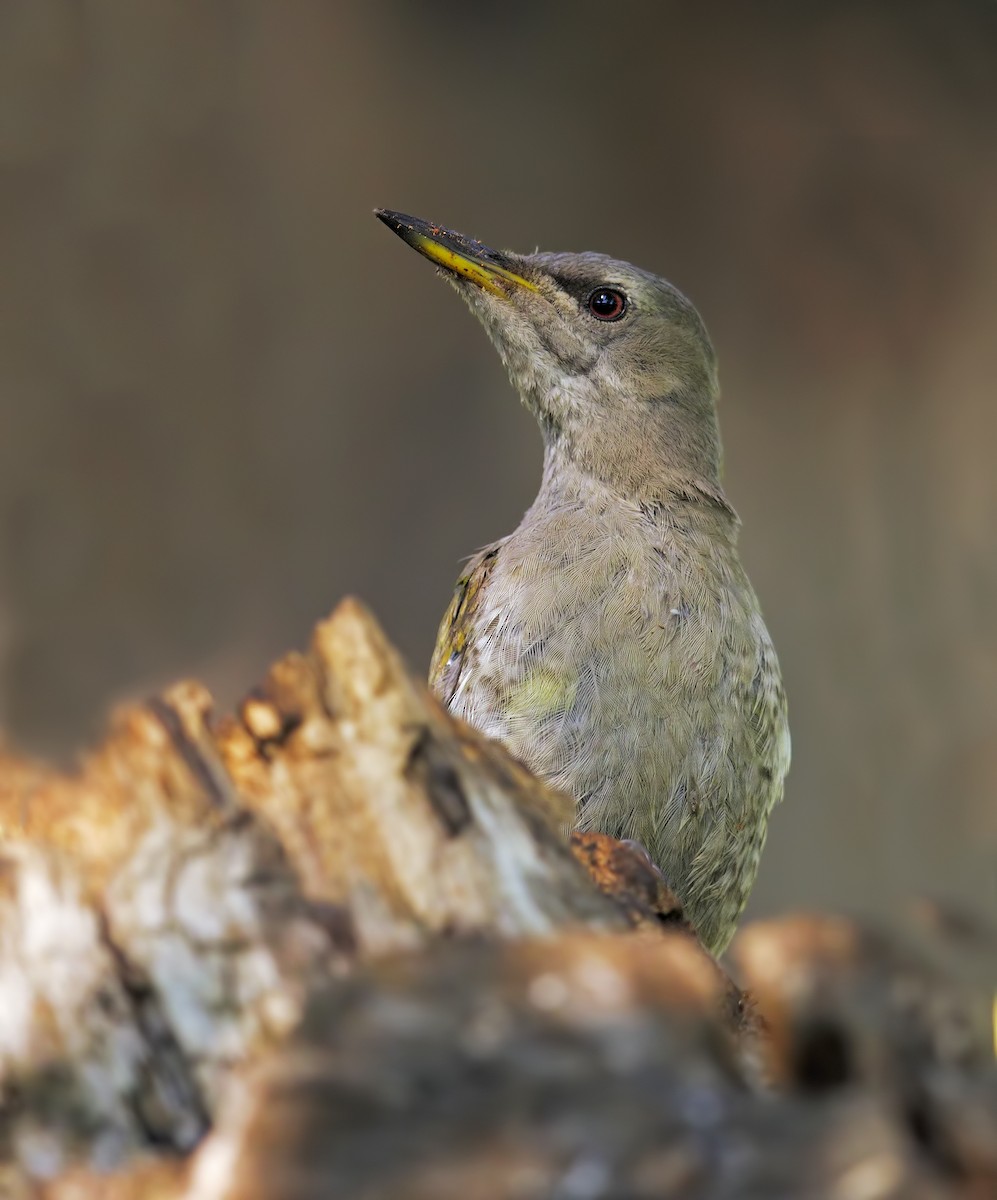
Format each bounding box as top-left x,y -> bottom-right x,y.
1,1 -> 995,930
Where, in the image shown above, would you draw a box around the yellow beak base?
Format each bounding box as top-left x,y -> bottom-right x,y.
375,209 -> 537,297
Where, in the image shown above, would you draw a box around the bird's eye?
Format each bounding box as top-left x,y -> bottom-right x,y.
587,287 -> 628,321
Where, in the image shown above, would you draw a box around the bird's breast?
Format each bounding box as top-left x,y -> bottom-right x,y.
445,502 -> 789,956
450,514 -> 748,776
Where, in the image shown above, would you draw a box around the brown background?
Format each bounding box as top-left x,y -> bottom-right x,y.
2,1 -> 995,929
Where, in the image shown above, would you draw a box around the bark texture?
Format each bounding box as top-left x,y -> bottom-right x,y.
0,600 -> 993,1198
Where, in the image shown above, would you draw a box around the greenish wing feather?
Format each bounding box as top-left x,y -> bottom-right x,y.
429,544 -> 501,705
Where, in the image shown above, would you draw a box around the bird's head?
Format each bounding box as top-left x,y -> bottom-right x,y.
375,210 -> 725,502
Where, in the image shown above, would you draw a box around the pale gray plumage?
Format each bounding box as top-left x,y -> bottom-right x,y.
376,210 -> 790,954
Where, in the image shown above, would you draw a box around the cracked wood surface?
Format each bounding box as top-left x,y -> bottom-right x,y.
0,599 -> 638,1193
0,600 -> 993,1199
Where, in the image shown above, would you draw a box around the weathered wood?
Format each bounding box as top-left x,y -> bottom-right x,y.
0,599 -> 669,1190
215,599 -> 618,948
0,599 -> 993,1198
190,934 -> 993,1200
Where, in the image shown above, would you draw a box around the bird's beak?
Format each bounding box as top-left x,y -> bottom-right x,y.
375,209 -> 537,298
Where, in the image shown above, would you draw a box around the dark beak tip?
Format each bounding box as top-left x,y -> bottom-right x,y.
372,209 -> 524,291
374,208 -> 418,237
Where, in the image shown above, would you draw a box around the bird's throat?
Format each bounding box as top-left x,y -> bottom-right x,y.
536,397 -> 731,519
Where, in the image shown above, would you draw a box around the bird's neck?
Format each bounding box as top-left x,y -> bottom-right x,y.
532,445 -> 739,534
526,374 -> 729,506
535,406 -> 737,528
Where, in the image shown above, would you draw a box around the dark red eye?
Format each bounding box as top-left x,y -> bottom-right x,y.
587,287 -> 627,321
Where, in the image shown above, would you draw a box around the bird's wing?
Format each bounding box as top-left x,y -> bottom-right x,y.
429,543 -> 502,706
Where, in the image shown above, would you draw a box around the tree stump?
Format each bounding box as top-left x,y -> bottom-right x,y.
0,600 -> 993,1198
